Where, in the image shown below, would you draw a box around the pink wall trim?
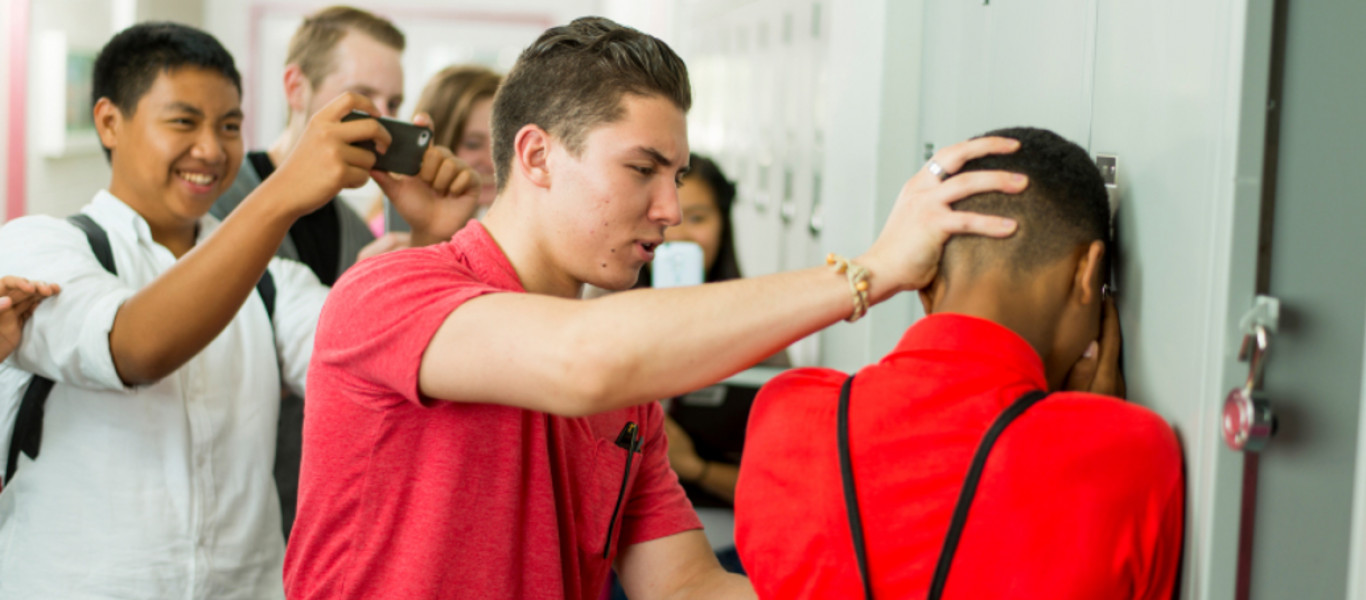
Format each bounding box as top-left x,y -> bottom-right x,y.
6,0 -> 30,220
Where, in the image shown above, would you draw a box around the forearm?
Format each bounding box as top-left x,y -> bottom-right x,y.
109,181 -> 299,384
689,462 -> 739,503
408,226 -> 446,249
663,571 -> 755,600
568,264 -> 865,412
425,261 -> 882,415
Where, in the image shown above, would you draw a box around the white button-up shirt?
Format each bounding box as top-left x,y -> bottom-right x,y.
0,190 -> 327,599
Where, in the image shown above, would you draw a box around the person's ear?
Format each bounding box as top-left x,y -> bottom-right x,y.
514,124 -> 552,189
282,64 -> 310,116
1071,240 -> 1106,306
93,97 -> 122,157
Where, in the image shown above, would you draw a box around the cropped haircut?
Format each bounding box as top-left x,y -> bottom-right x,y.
286,6 -> 405,89
92,22 -> 241,160
943,127 -> 1110,279
491,16 -> 691,193
413,65 -> 501,151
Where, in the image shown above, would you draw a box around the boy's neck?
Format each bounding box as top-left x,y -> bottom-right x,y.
106,178 -> 199,258
479,189 -> 584,299
931,275 -> 1063,378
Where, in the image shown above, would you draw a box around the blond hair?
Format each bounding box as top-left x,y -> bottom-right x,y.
286,5 -> 405,88
413,65 -> 501,150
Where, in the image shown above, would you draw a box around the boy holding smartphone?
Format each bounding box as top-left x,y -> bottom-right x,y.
0,22 -> 474,599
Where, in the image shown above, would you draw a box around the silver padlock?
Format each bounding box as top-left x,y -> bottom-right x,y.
1222,324 -> 1278,452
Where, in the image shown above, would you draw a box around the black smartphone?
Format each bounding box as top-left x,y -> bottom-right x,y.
340,110 -> 432,176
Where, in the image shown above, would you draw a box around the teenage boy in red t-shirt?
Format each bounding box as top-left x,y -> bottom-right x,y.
284,17 -> 1034,600
735,127 -> 1183,599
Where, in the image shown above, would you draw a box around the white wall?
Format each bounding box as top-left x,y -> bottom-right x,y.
20,0 -> 204,218
202,0 -> 602,151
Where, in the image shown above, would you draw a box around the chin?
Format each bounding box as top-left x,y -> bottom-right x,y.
588,269 -> 642,292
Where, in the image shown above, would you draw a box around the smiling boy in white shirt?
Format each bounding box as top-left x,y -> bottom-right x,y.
0,22 -> 474,599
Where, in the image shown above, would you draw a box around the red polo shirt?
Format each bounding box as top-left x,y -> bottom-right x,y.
735,314 -> 1183,599
284,222 -> 701,600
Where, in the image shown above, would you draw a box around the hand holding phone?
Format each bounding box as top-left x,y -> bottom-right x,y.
341,110 -> 433,176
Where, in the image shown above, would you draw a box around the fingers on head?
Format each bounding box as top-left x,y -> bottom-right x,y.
933,136 -> 1021,174
937,171 -> 1027,204
940,210 -> 1017,238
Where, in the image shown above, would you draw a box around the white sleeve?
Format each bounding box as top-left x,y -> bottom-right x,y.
0,216 -> 132,391
267,257 -> 329,397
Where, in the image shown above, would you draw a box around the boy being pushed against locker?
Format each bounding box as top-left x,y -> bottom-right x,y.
0,22 -> 474,600
736,127 -> 1183,600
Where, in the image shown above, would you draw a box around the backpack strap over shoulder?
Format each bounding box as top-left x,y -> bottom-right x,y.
4,215 -> 118,485
839,374 -> 1050,600
5,215 -> 277,485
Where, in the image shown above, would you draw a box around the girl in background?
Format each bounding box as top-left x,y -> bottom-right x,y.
367,65 -> 501,237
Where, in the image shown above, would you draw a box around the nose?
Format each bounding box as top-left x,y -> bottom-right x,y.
376,95 -> 397,119
192,127 -> 226,165
650,184 -> 682,228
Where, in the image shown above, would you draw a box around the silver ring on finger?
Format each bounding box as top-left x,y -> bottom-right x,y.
926,159 -> 949,181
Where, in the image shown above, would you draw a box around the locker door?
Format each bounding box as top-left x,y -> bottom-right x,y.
1247,1 -> 1366,597
918,0 -> 1094,153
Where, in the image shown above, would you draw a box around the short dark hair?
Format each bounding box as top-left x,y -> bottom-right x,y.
93,22 -> 241,160
943,127 -> 1110,277
491,16 -> 691,192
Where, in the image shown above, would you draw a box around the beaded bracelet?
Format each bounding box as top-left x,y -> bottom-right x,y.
826,253 -> 871,323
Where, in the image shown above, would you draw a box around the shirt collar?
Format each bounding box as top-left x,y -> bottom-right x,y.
88,189 -> 220,248
454,220 -> 526,293
886,313 -> 1049,390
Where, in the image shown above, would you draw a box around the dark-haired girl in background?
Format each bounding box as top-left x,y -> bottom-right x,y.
626,154 -> 789,586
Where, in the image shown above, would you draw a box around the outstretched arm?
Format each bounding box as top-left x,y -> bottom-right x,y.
108,93 -> 389,385
0,276 -> 61,362
419,137 -> 1027,416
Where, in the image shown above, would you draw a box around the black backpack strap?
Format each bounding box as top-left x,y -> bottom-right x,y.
5,377 -> 54,483
66,214 -> 117,274
838,376 -> 1050,600
256,269 -> 276,324
926,389 -> 1050,599
4,214 -> 118,485
838,375 -> 875,600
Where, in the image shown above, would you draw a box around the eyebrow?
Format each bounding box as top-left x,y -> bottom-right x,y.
162,102 -> 243,120
349,85 -> 403,105
634,146 -> 690,176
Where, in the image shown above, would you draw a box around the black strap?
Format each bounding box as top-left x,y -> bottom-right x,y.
67,214 -> 116,273
838,376 -> 875,600
839,374 -> 1049,599
257,270 -> 276,323
5,215 -> 115,485
4,215 -> 275,485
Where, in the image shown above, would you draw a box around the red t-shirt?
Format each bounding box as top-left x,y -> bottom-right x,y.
735,314 -> 1183,599
284,222 -> 701,600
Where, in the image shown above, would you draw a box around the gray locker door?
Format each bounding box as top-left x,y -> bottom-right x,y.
1246,1 -> 1366,598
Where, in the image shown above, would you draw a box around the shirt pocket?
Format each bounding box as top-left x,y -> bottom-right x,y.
577,433 -> 643,561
